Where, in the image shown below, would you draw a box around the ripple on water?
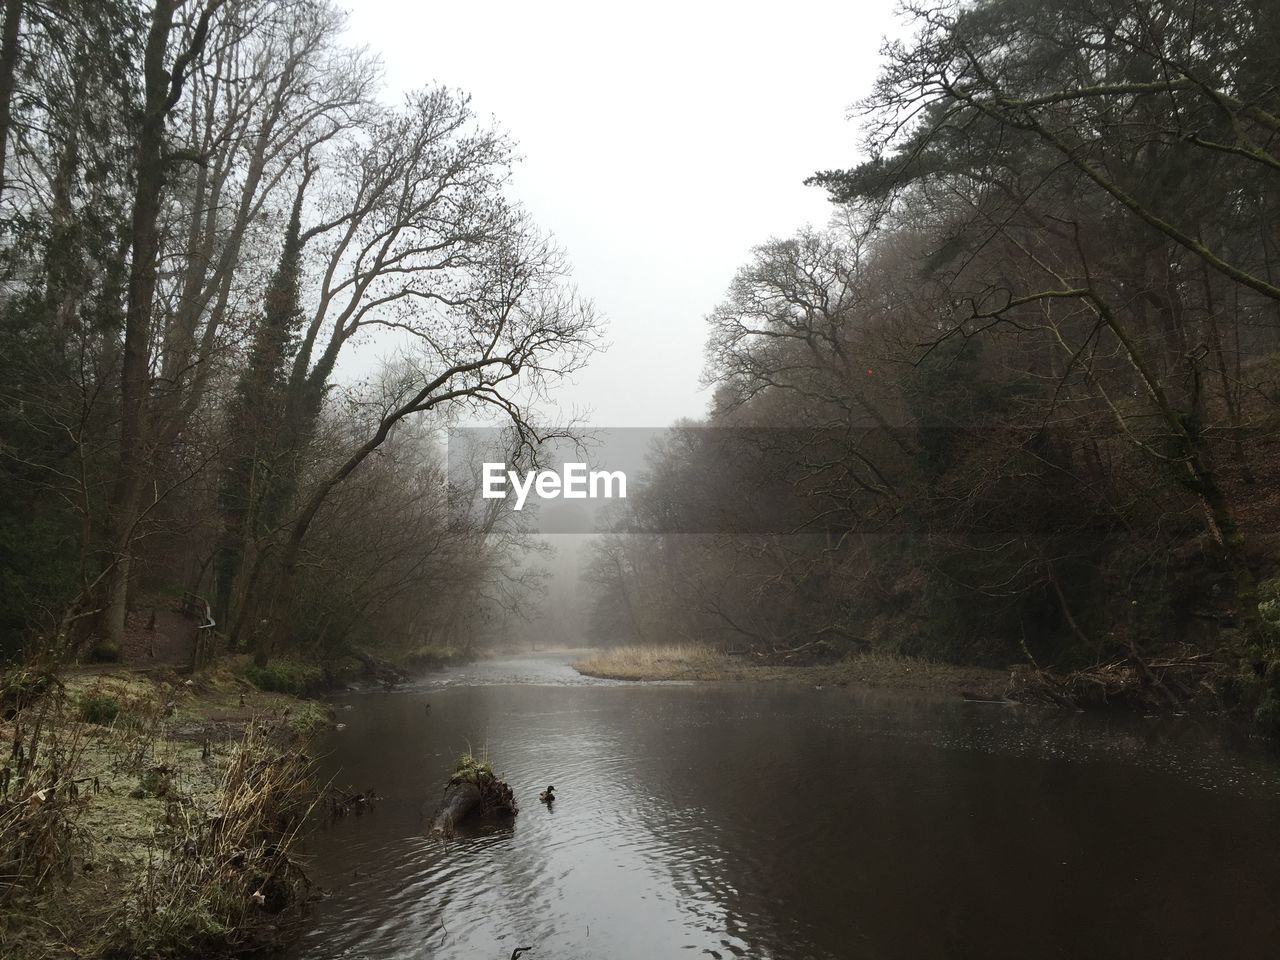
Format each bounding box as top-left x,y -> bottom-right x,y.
292,655 -> 1280,960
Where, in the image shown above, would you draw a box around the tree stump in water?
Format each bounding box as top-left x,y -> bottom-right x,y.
431,754 -> 517,834
432,780 -> 483,833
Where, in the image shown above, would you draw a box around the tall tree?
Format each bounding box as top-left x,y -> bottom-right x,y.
102,0 -> 226,649
0,0 -> 23,201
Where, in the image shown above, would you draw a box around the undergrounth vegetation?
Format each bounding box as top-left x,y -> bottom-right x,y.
576,598 -> 1280,721
0,665 -> 332,959
242,657 -> 325,697
573,645 -> 1008,697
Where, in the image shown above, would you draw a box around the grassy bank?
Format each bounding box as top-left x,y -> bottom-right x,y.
0,661 -> 330,959
573,645 -> 1009,697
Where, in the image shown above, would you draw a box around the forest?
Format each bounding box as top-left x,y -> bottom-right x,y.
3,1 -> 1280,958
0,0 -> 1277,712
0,0 -> 596,672
585,0 -> 1280,728
0,0 -> 1277,716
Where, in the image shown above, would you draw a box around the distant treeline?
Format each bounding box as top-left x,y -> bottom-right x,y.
0,0 -> 597,663
587,0 -> 1280,688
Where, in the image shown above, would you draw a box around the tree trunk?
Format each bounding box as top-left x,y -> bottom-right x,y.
103,0 -> 224,646
0,0 -> 23,202
102,1 -> 180,647
216,184 -> 308,633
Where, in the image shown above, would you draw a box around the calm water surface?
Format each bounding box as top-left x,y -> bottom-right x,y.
290,653 -> 1280,960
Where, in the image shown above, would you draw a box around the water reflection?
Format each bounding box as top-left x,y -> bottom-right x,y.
289,654 -> 1280,960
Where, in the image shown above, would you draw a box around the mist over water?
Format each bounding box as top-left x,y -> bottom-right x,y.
291,654 -> 1280,960
6,0 -> 1280,957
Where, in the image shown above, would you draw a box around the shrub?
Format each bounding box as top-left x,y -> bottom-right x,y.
1254,686 -> 1280,739
87,639 -> 121,663
132,766 -> 175,800
287,702 -> 331,739
77,694 -> 121,725
0,668 -> 54,716
242,659 -> 319,697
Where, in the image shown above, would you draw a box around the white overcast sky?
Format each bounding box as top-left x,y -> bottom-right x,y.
343,0 -> 900,427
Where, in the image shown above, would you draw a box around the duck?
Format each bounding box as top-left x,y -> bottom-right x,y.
539,785 -> 556,805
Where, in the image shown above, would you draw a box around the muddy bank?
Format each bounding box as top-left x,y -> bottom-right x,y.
572,646 -> 1009,698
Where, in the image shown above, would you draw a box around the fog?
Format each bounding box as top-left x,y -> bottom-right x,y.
340,1 -> 902,645
344,0 -> 897,428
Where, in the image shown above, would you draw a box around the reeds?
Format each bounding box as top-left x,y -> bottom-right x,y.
0,668 -> 319,958
0,681 -> 92,898
113,723 -> 315,956
572,644 -> 719,680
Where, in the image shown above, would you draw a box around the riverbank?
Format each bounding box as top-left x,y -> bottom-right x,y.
0,660 -> 329,959
573,645 -> 1009,698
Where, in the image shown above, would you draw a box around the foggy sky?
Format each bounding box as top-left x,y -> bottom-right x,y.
343,0 -> 899,428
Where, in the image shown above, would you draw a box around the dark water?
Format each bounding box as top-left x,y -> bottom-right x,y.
290,654 -> 1280,960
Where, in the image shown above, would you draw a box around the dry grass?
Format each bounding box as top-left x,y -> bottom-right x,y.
573,644 -> 722,681
0,666 -> 323,959
112,723 -> 315,957
0,678 -> 93,898
574,644 -> 1009,695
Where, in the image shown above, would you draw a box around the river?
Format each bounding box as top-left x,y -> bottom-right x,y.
288,653 -> 1280,960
